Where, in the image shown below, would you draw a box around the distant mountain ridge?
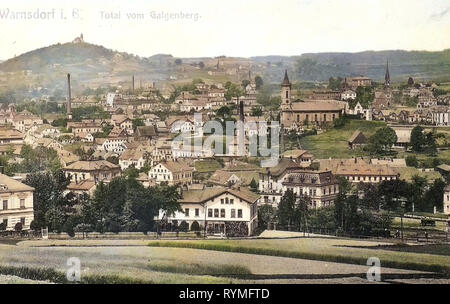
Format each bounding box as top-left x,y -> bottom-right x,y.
1,39 -> 450,86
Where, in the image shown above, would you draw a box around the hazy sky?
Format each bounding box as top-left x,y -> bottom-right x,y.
0,0 -> 449,59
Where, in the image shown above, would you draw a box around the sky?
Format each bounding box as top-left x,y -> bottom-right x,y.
0,0 -> 449,60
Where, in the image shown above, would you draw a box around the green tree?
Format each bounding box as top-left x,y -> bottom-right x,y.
410,126 -> 426,152
254,76 -> 264,90
277,190 -> 296,227
405,155 -> 419,167
366,127 -> 397,155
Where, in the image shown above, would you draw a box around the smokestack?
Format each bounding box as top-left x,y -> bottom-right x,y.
132,74 -> 135,92
239,99 -> 244,123
67,73 -> 72,119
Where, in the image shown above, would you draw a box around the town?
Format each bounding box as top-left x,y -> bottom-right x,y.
0,33 -> 449,285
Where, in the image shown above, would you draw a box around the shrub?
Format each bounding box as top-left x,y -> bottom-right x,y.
406,155 -> 419,168
14,222 -> 23,232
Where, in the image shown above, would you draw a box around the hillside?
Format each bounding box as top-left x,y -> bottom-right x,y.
1,39 -> 450,90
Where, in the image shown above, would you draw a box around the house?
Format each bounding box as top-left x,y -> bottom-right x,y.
320,158 -> 399,184
282,150 -> 314,165
208,170 -> 241,187
0,173 -> 34,231
63,160 -> 121,184
135,126 -> 157,142
0,128 -> 24,145
158,186 -> 259,236
259,159 -> 339,208
341,89 -> 357,101
66,180 -> 97,198
444,185 -> 450,215
344,76 -> 372,90
348,131 -> 367,150
119,149 -> 147,170
148,160 -> 193,186
69,121 -> 103,136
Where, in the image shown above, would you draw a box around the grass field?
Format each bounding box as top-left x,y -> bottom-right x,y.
1,237 -> 449,284
147,238 -> 450,275
194,159 -> 223,173
394,167 -> 443,182
299,120 -> 386,159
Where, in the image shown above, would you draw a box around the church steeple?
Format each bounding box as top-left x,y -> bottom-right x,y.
281,70 -> 292,105
282,70 -> 291,87
385,60 -> 391,87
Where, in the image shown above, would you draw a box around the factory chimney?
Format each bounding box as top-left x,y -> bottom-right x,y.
67,73 -> 72,120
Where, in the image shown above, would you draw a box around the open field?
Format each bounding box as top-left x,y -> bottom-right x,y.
147,238 -> 450,275
394,167 -> 443,182
1,237 -> 447,283
299,120 -> 386,159
194,159 -> 223,173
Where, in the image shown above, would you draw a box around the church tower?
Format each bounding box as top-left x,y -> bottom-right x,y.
281,70 -> 292,105
385,60 -> 391,88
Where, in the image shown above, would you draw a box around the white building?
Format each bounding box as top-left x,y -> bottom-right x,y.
158,186 -> 259,236
444,185 -> 450,215
0,174 -> 34,231
341,89 -> 357,101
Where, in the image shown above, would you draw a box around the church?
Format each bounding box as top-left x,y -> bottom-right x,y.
280,71 -> 345,131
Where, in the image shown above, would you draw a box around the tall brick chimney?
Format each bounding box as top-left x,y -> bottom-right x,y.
67,73 -> 72,120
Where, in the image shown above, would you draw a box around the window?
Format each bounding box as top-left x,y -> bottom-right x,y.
195,208 -> 199,217
231,209 -> 236,218
20,199 -> 25,209
225,198 -> 229,204
286,91 -> 289,99
20,217 -> 25,226
221,199 -> 224,204
214,209 -> 219,218
185,208 -> 189,217
230,199 -> 234,205
220,209 -> 225,218
208,209 -> 212,217
2,200 -> 7,210
323,114 -> 327,121
2,219 -> 7,227
237,209 -> 243,218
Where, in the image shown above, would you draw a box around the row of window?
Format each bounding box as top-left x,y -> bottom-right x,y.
1,199 -> 26,211
1,217 -> 26,227
296,114 -> 337,123
345,175 -> 396,182
207,208 -> 243,219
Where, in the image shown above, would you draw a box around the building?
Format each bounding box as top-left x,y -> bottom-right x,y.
63,160 -> 121,184
341,89 -> 357,101
444,185 -> 450,215
280,71 -> 344,130
119,149 -> 147,170
310,90 -> 341,100
0,128 -> 24,145
158,186 -> 259,236
320,158 -> 399,184
0,173 -> 34,231
259,158 -> 339,207
282,149 -> 314,165
208,170 -> 241,187
348,131 -> 367,150
148,160 -> 193,186
345,76 -> 372,90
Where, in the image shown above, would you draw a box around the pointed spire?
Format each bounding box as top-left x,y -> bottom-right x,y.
385,60 -> 391,87
282,70 -> 291,87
